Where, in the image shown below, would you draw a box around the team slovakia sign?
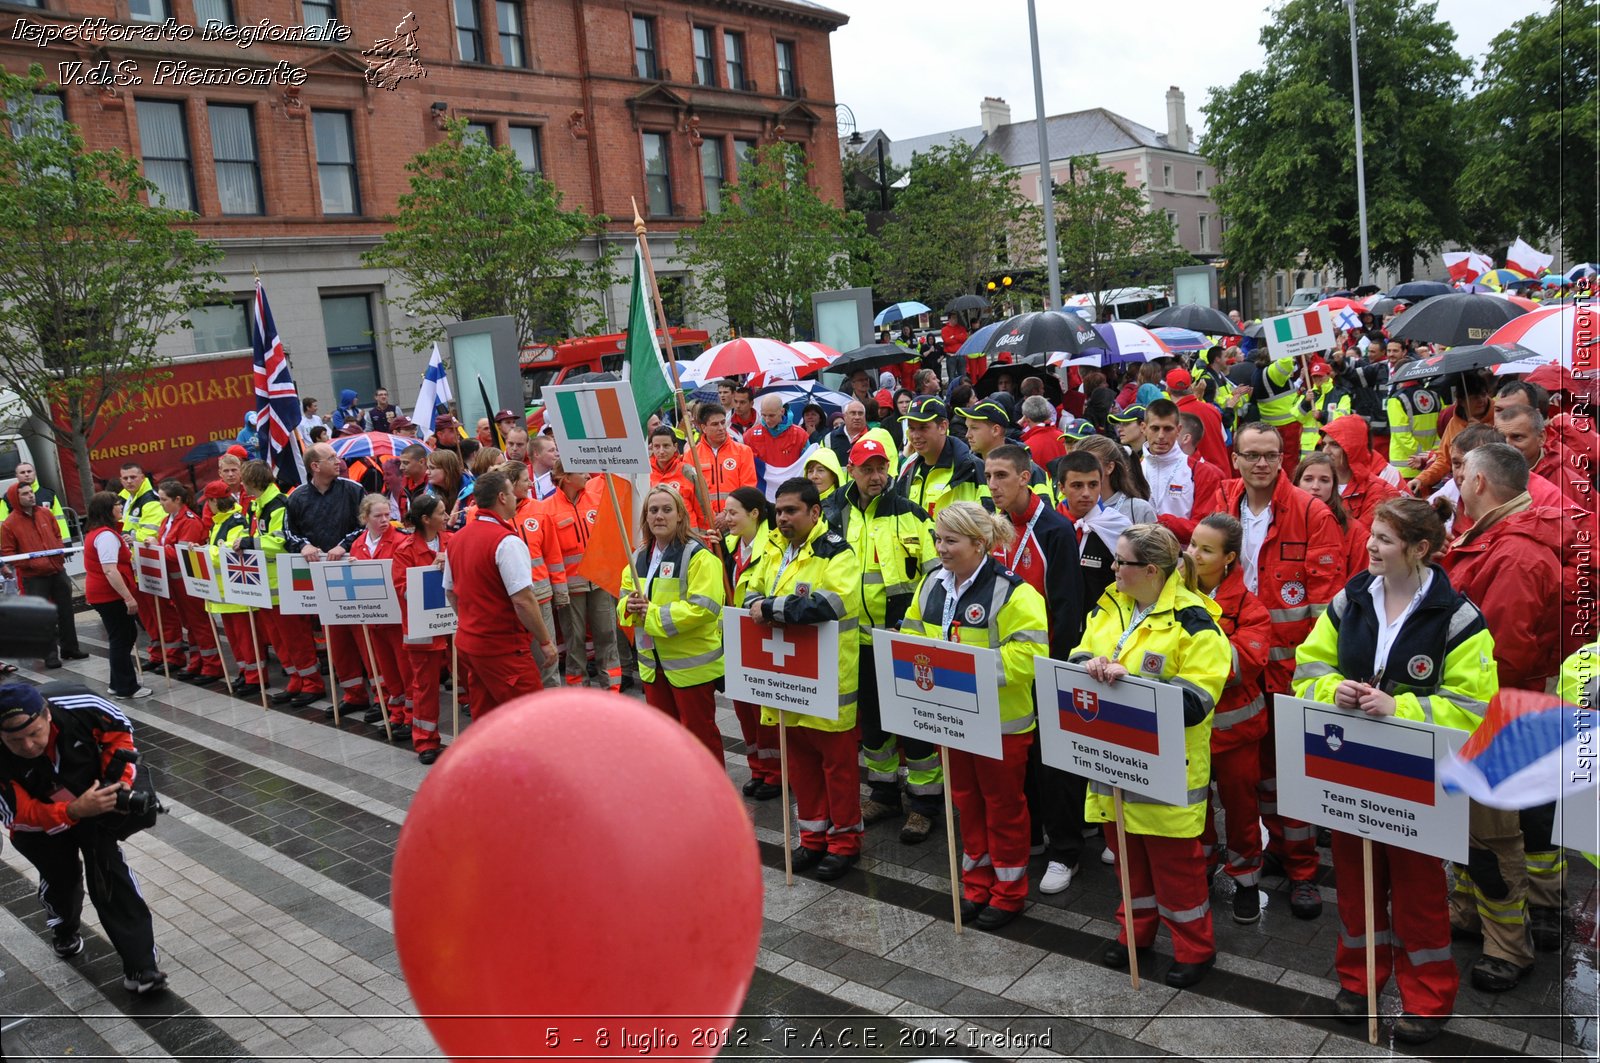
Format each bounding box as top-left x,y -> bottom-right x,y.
1035,661 -> 1189,805
311,559 -> 401,625
543,382 -> 650,476
1264,306 -> 1336,361
1273,696 -> 1469,862
721,607 -> 839,720
404,565 -> 457,640
218,545 -> 272,608
873,631 -> 1001,759
134,543 -> 168,598
275,554 -> 322,615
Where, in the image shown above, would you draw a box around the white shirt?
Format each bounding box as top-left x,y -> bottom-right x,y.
1369,569 -> 1435,680
935,562 -> 985,638
94,530 -> 122,565
1141,447 -> 1194,520
1240,501 -> 1272,594
441,517 -> 534,597
298,414 -> 325,443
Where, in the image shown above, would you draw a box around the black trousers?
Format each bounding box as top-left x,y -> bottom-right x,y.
92,601 -> 140,696
855,652 -> 942,817
18,569 -> 81,657
1028,737 -> 1092,868
10,825 -> 157,976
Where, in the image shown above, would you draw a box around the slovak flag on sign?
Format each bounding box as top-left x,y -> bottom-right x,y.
1058,686 -> 1161,756
739,615 -> 819,678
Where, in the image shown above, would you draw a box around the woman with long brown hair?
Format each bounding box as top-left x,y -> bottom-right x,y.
1294,452 -> 1368,581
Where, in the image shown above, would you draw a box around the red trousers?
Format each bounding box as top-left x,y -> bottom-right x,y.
457,639 -> 540,716
218,611 -> 261,683
149,588 -> 185,666
355,624 -> 411,724
405,645 -> 445,752
1259,726 -> 1319,880
1106,830 -> 1216,963
136,587 -> 164,664
1203,742 -> 1264,885
644,676 -> 722,760
1275,422 -> 1302,475
171,585 -> 222,676
732,700 -> 780,784
261,610 -> 324,695
949,731 -> 1033,912
786,725 -> 862,856
327,625 -> 370,707
1332,832 -> 1457,1017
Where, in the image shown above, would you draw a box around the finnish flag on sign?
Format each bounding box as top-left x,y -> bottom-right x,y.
311,559 -> 400,625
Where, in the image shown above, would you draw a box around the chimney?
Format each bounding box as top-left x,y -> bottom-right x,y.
1166,86 -> 1188,152
980,96 -> 1011,135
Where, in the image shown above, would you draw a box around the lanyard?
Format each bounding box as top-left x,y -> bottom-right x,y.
1005,503 -> 1044,572
772,544 -> 801,590
1113,603 -> 1153,660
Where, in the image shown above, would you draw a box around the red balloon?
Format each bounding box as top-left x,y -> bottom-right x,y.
393,690 -> 763,1061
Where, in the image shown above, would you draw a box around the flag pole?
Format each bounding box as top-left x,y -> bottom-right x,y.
206,608 -> 232,691
1364,837 -> 1378,1044
451,637 -> 460,739
1113,786 -> 1140,989
153,594 -> 171,684
779,713 -> 793,887
360,625 -> 395,742
326,625 -> 341,727
940,745 -> 962,934
246,609 -> 270,713
603,474 -> 644,592
476,374 -> 506,451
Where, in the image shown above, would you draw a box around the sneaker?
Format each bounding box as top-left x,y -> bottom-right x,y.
1039,861 -> 1075,895
1393,1013 -> 1444,1045
1529,905 -> 1562,952
121,969 -> 169,995
52,930 -> 83,959
861,799 -> 899,825
1232,885 -> 1262,924
899,812 -> 934,845
1101,847 -> 1116,865
114,687 -> 154,701
1332,988 -> 1367,1025
1289,879 -> 1323,919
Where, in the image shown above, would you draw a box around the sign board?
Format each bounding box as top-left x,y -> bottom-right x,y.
1035,660 -> 1189,805
873,631 -> 1001,760
1172,264 -> 1218,309
218,545 -> 272,608
312,559 -> 401,626
812,286 -> 874,359
1552,786 -> 1599,853
1274,696 -> 1470,862
1264,306 -> 1337,361
176,543 -> 220,603
405,565 -> 457,640
543,382 -> 650,476
134,543 -> 168,598
275,554 -> 322,615
721,607 -> 839,721
445,315 -> 521,431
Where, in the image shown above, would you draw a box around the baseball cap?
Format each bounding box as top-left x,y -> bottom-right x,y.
1061,421 -> 1098,441
849,437 -> 890,466
956,401 -> 1014,429
1165,368 -> 1193,391
0,684 -> 46,733
225,445 -> 249,460
434,415 -> 458,429
390,415 -> 415,431
874,388 -> 894,410
904,396 -> 948,423
338,422 -> 364,437
494,408 -> 519,422
201,480 -> 232,500
1107,404 -> 1147,424
1309,357 -> 1332,378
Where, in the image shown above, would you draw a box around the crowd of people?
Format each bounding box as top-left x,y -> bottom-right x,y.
2,303 -> 1594,1041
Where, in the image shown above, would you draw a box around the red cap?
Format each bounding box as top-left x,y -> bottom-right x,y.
1165,367 -> 1192,391
874,388 -> 894,409
849,438 -> 889,466
201,480 -> 232,500
494,408 -> 519,422
1309,356 -> 1332,377
226,445 -> 249,460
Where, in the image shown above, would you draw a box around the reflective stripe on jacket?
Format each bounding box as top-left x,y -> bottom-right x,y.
618,539 -> 725,687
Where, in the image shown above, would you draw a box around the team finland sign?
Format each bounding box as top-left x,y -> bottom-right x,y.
1035,661 -> 1189,805
1273,696 -> 1469,862
872,631 -> 1001,759
311,559 -> 401,625
721,607 -> 839,720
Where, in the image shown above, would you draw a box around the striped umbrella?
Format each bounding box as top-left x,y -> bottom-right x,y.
749,341 -> 842,387
687,337 -> 809,380
1056,321 -> 1172,366
332,432 -> 432,461
1474,268 -> 1530,291
1484,305 -> 1600,370
1150,327 -> 1209,353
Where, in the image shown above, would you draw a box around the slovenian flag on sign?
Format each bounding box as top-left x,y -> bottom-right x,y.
1273,309 -> 1325,345
553,387 -> 630,441
1440,688 -> 1595,810
1059,687 -> 1161,756
1304,706 -> 1436,806
890,640 -> 980,712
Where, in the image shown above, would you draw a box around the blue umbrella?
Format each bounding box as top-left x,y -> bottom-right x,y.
874,301 -> 932,327
1151,327 -> 1208,353
1568,263 -> 1598,281
1386,280 -> 1454,302
957,321 -> 1001,355
756,380 -> 853,415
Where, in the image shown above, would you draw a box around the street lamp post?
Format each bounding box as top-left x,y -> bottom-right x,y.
1026,0 -> 1062,309
1346,0 -> 1371,287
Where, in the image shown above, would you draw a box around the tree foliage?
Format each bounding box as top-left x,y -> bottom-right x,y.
364,120 -> 615,351
1458,0 -> 1598,263
681,142 -> 867,340
840,140 -> 904,218
0,65 -> 222,504
1200,0 -> 1470,284
872,143 -> 1040,308
1052,155 -> 1191,314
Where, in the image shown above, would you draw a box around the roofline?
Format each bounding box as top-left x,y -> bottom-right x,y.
706,0 -> 850,29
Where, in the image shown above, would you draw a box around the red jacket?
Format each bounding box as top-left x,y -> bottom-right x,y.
449,511 -> 526,650
1019,422 -> 1067,469
1320,414 -> 1400,525
743,422 -> 810,473
1336,515 -> 1369,585
1441,504 -> 1563,691
396,527 -> 452,651
649,453 -> 707,530
157,508 -> 206,588
0,504 -> 66,579
1209,564 -> 1273,752
1176,394 -> 1230,471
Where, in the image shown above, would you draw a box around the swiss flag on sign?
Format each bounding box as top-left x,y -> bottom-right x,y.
740,616 -> 820,678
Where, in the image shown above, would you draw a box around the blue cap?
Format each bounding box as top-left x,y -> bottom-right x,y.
0,684 -> 46,733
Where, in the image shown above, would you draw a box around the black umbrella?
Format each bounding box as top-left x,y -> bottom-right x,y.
1385,280 -> 1453,302
1366,297 -> 1406,317
945,294 -> 989,313
1136,303 -> 1243,336
973,364 -> 1063,404
830,343 -> 916,375
1353,284 -> 1383,297
1243,321 -> 1267,341
981,311 -> 1100,360
1389,344 -> 1532,383
1387,293 -> 1530,347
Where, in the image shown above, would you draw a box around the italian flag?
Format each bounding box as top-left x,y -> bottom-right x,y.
1273,310 -> 1325,344
553,387 -> 630,441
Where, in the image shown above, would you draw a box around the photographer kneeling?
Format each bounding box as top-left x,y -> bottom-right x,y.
0,682 -> 168,995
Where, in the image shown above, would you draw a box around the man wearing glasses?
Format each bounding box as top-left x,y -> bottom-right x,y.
286,444 -> 367,716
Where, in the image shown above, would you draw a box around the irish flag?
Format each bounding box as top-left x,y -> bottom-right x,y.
1273,309 -> 1325,344
553,386 -> 629,441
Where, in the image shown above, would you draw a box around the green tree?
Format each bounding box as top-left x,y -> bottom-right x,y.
840,140 -> 903,218
872,143 -> 1040,308
1458,0 -> 1598,263
0,65 -> 222,505
1052,155 -> 1192,316
682,142 -> 867,339
365,120 -> 615,351
1200,0 -> 1470,284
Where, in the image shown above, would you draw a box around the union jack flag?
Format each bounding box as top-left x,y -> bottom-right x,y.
226,553 -> 262,587
252,279 -> 307,487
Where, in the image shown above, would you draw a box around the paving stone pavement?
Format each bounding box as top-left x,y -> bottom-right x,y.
0,620 -> 1595,1062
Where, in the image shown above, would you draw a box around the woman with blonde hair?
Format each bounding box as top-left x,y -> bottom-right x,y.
334,493 -> 412,742
468,446 -> 505,478
1071,522 -> 1231,987
899,501 -> 1049,930
618,486 -> 727,757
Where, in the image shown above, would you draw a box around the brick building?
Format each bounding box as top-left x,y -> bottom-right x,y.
0,0 -> 847,409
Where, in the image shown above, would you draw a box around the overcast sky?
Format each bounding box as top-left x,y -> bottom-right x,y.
828,0 -> 1545,144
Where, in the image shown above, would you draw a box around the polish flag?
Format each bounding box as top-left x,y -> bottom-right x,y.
1506,238 -> 1553,279
1443,251 -> 1493,284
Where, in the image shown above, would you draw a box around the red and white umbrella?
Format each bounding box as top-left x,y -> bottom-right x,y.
1314,296 -> 1366,313
688,337 -> 809,380
1485,305 -> 1600,370
750,341 -> 842,387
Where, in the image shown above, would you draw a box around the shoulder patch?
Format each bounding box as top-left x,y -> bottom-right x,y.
1174,604 -> 1220,637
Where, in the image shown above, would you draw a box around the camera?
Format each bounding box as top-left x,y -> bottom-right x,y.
102,749 -> 157,818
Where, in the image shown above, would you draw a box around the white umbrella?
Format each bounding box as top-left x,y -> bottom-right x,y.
687,337 -> 809,380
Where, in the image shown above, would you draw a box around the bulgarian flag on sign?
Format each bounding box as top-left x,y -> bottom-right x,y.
1273,309 -> 1325,345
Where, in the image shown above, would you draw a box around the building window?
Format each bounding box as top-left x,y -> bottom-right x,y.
700,137 -> 724,214
8,0 -> 42,6
302,0 -> 335,30
642,132 -> 671,216
632,15 -> 657,79
692,25 -> 716,86
194,0 -> 233,25
464,121 -> 494,145
1162,163 -> 1173,189
321,294 -> 379,402
1198,214 -> 1210,251
129,0 -> 169,21
724,31 -> 745,89
135,100 -> 195,211
455,0 -> 484,62
776,40 -> 797,97
190,301 -> 249,355
312,110 -> 359,215
208,104 -> 262,215
733,138 -> 757,180
1275,275 -> 1286,306
1195,168 -> 1205,192
509,126 -> 542,175
1164,209 -> 1177,233
8,92 -> 64,138
496,1 -> 525,67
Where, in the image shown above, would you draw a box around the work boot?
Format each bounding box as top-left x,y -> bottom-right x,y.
1470,955 -> 1532,993
899,812 -> 934,845
1332,988 -> 1367,1025
1232,885 -> 1261,924
1394,1014 -> 1445,1045
861,799 -> 899,825
1289,879 -> 1323,919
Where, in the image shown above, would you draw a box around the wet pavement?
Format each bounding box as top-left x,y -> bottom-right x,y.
0,616 -> 1596,1061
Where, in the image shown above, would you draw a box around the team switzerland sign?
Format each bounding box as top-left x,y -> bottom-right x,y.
721,607 -> 839,720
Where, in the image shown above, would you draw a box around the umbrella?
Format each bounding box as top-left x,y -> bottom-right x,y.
1506,277 -> 1544,290
755,380 -> 854,415
945,294 -> 989,313
874,301 -> 932,327
1353,284 -> 1383,297
980,311 -> 1101,360
1151,327 -> 1209,353
1243,321 -> 1266,342
1389,344 -> 1531,383
749,341 -> 840,387
1314,296 -> 1366,313
957,321 -> 1001,355
1386,293 -> 1529,347
1540,273 -> 1568,287
332,432 -> 432,461
1136,303 -> 1242,336
1364,297 -> 1407,317
1385,280 -> 1453,302
1067,321 -> 1171,366
1484,305 -> 1600,370
1488,292 -> 1540,311
1474,268 -> 1529,291
181,439 -> 234,464
973,364 -> 1062,404
1567,263 -> 1597,282
829,343 -> 918,375
688,337 -> 808,379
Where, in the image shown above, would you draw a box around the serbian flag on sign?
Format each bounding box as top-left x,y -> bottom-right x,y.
1440,689 -> 1596,810
1058,686 -> 1161,756
890,639 -> 980,712
740,616 -> 820,678
1304,707 -> 1436,806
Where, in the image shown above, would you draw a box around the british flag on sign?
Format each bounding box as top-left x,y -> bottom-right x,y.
252,279 -> 307,487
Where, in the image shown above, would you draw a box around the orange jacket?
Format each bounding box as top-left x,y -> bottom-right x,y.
649,453 -> 708,530
690,436 -> 757,518
514,496 -> 557,600
540,477 -> 604,591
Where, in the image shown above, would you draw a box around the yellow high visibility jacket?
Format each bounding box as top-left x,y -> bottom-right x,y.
1070,569 -> 1231,838
247,483 -> 291,603
1386,382 -> 1442,481
824,483 -> 938,644
118,478 -> 164,544
205,510 -> 250,617
1255,356 -> 1302,427
618,538 -> 725,687
1556,642 -> 1597,709
1300,381 -> 1352,453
